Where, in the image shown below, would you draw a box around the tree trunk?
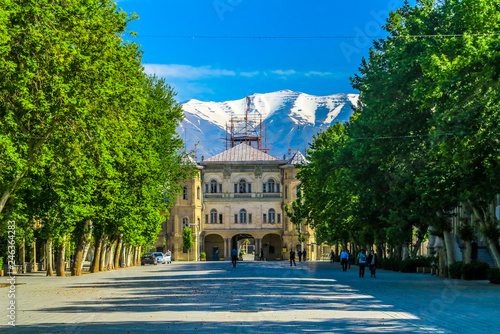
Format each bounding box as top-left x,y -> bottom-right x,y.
442,230 -> 457,266
105,241 -> 115,270
402,244 -> 409,260
90,237 -> 103,273
72,220 -> 93,276
411,233 -> 425,258
55,236 -> 66,277
80,241 -> 91,272
99,238 -> 107,271
438,246 -> 448,278
114,237 -> 123,269
463,240 -> 472,264
136,245 -> 142,265
471,205 -> 500,268
46,239 -> 54,277
126,246 -> 133,267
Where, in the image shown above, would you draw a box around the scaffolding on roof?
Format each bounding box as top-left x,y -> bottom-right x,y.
224,96 -> 270,152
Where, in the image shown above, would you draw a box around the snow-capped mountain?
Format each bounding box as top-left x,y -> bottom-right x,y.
178,90 -> 358,159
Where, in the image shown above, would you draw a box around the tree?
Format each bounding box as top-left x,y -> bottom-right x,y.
183,227 -> 194,261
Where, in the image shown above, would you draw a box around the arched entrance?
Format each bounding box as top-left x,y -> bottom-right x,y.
262,233 -> 282,260
204,234 -> 224,261
231,234 -> 255,259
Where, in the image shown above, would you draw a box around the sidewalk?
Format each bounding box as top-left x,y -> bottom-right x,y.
1,261 -> 499,333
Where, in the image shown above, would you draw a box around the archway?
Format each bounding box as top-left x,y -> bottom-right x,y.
262,233 -> 282,260
204,234 -> 224,261
231,234 -> 255,259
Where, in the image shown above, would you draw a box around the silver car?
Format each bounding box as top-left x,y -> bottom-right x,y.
152,252 -> 165,265
164,252 -> 172,264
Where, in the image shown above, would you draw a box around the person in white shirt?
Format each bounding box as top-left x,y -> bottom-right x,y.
340,250 -> 349,271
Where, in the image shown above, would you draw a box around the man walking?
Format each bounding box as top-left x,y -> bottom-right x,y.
298,250 -> 302,262
340,249 -> 349,271
302,249 -> 307,261
231,248 -> 238,268
290,249 -> 296,267
330,249 -> 335,263
367,250 -> 378,278
357,249 -> 367,277
259,248 -> 264,261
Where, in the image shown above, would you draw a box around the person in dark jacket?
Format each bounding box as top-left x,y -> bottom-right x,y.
367,250 -> 378,278
302,249 -> 307,261
298,250 -> 302,262
290,250 -> 296,266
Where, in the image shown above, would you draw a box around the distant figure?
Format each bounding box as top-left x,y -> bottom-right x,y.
260,248 -> 264,261
367,250 -> 378,278
302,249 -> 307,261
290,249 -> 296,267
340,249 -> 349,271
330,250 -> 335,263
231,248 -> 238,268
357,249 -> 367,278
298,250 -> 303,262
347,251 -> 351,269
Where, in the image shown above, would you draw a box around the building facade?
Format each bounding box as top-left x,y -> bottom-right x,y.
153,143 -> 324,261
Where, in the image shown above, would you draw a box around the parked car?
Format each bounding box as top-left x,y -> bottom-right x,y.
140,253 -> 155,265
153,252 -> 165,264
141,252 -> 164,265
164,252 -> 172,264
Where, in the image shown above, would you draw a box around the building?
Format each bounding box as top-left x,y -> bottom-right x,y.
153,143 -> 324,261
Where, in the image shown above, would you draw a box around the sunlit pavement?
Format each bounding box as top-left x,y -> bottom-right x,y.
2,261 -> 499,333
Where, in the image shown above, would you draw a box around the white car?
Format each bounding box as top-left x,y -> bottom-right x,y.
163,252 -> 172,264
152,252 -> 165,265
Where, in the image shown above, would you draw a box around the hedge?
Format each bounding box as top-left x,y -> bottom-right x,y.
487,268 -> 500,284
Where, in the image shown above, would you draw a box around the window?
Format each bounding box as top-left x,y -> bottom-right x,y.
219,214 -> 223,224
268,179 -> 275,193
263,213 -> 267,224
239,209 -> 247,224
219,184 -> 223,193
234,214 -> 238,223
183,187 -> 188,200
248,183 -> 252,193
263,183 -> 266,193
182,217 -> 189,229
210,209 -> 217,224
205,184 -> 209,193
277,213 -> 281,224
285,186 -> 288,199
277,183 -> 280,193
197,187 -> 200,199
239,179 -> 247,193
269,245 -> 275,254
205,214 -> 208,224
234,184 -> 238,193
210,180 -> 217,193
249,214 -> 252,224
268,209 -> 276,224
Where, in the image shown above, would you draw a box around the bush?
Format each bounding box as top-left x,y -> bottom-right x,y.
0,257 -> 3,270
448,262 -> 463,279
487,268 -> 500,284
200,252 -> 206,259
462,261 -> 490,280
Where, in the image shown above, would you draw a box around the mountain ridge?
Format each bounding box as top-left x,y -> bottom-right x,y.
178,90 -> 358,159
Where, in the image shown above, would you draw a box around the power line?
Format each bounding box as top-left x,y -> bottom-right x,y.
133,33 -> 500,39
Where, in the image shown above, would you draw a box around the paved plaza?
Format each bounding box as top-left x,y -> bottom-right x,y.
1,261 -> 499,333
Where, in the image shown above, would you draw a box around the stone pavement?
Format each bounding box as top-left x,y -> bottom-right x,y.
1,260 -> 499,333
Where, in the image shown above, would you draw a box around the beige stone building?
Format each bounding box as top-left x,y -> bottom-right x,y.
153,143 -> 325,262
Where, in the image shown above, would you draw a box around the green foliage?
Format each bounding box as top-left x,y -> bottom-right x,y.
487,268 -> 500,284
448,262 -> 464,279
182,227 -> 194,251
462,261 -> 490,280
0,256 -> 3,269
200,252 -> 206,259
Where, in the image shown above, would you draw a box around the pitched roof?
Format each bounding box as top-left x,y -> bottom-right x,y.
288,150 -> 308,165
204,143 -> 280,162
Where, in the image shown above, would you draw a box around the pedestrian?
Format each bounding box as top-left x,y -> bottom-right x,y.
330,249 -> 335,263
357,249 -> 367,277
260,248 -> 264,261
231,248 -> 238,268
290,249 -> 296,267
302,249 -> 307,261
367,250 -> 378,278
340,249 -> 349,271
298,250 -> 302,262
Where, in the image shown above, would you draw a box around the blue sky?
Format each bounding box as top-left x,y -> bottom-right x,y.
117,0 -> 408,102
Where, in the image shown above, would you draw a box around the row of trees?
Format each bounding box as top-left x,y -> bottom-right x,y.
0,1 -> 192,275
298,0 -> 500,269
